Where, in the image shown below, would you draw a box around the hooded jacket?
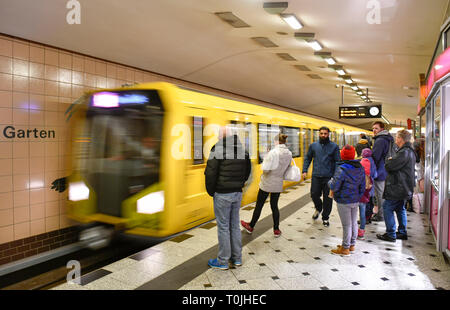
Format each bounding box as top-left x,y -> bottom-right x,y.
259,144 -> 292,193
355,139 -> 370,157
302,138 -> 340,178
383,142 -> 416,201
204,135 -> 252,197
328,160 -> 366,204
372,130 -> 395,181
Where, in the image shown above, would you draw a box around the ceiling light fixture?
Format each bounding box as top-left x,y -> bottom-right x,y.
214,12 -> 251,28
340,75 -> 353,84
328,64 -> 346,75
381,114 -> 390,124
294,32 -> 323,51
251,37 -> 279,47
306,40 -> 323,51
263,2 -> 288,14
314,51 -> 336,65
280,13 -> 303,29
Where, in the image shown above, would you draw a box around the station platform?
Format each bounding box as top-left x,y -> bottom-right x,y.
51,184 -> 450,290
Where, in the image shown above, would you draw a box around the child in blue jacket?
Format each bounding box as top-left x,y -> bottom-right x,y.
328,145 -> 366,256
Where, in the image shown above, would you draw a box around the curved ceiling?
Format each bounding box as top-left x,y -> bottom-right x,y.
0,0 -> 448,128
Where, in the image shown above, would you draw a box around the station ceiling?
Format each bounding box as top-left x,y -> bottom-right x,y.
0,0 -> 448,128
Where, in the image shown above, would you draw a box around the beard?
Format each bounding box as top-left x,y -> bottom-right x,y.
319,136 -> 330,144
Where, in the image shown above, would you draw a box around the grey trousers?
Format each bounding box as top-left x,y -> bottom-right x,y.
373,180 -> 385,218
337,203 -> 359,249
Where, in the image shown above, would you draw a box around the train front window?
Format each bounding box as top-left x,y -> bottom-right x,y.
77,90 -> 164,216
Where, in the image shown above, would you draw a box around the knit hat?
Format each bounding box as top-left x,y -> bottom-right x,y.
340,145 -> 356,160
361,148 -> 372,158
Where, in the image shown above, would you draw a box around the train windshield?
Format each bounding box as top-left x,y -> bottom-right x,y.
76,90 -> 164,217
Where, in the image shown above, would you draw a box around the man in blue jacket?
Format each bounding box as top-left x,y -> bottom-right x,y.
302,127 -> 341,227
371,121 -> 395,222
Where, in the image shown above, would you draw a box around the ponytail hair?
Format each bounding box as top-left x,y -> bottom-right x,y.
276,134 -> 288,144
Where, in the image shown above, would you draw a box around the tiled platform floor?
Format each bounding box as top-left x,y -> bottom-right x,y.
52,184 -> 450,290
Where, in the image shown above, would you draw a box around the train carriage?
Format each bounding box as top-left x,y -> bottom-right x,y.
65,82 -> 371,246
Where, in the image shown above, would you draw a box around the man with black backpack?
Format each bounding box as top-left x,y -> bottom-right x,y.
371,121 -> 395,222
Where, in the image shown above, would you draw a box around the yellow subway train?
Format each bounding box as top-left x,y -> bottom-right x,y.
64,82 -> 370,244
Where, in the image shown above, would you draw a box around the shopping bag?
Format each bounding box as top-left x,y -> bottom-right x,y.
284,159 -> 301,182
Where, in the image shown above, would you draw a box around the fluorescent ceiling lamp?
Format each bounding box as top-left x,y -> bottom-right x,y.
280,14 -> 303,29
351,85 -> 359,91
345,78 -> 353,84
306,40 -> 322,51
361,95 -> 367,99
336,69 -> 345,75
381,115 -> 390,124
356,91 -> 363,95
324,57 -> 336,65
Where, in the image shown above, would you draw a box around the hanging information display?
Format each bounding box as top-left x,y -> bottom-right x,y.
339,105 -> 382,119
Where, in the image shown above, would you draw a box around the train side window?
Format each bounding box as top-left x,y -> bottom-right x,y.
229,120 -> 252,155
281,126 -> 300,158
258,123 -> 279,164
313,129 -> 319,142
192,116 -> 204,165
302,128 -> 311,156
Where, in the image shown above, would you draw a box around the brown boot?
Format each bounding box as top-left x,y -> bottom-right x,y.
337,244 -> 355,252
331,245 -> 350,256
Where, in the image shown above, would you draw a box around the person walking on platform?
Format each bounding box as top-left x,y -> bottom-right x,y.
241,134 -> 292,238
376,130 -> 416,242
370,121 -> 395,222
328,145 -> 366,256
357,148 -> 377,240
205,127 -> 252,270
302,126 -> 341,227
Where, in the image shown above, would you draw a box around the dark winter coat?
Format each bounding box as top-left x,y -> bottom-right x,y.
204,135 -> 252,197
328,160 -> 366,204
302,139 -> 341,178
383,142 -> 416,201
372,130 -> 395,181
355,139 -> 371,157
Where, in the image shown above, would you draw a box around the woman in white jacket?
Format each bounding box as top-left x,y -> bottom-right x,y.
241,134 -> 292,237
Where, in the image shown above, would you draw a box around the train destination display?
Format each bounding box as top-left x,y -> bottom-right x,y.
339,105 -> 382,119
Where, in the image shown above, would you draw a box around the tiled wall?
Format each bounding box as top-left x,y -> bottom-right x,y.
0,34 -> 170,247
0,34 -> 284,264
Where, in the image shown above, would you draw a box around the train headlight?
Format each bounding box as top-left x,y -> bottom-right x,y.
137,191 -> 165,214
68,181 -> 90,201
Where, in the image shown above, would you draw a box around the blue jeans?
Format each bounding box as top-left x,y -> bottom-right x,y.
383,199 -> 407,239
359,203 -> 366,230
213,192 -> 243,265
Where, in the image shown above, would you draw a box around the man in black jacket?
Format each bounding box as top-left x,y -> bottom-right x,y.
204,128 -> 252,270
376,130 -> 416,242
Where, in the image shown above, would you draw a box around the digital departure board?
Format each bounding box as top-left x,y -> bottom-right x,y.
339,105 -> 382,119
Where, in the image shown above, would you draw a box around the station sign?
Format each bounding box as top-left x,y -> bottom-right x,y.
339,105 -> 382,119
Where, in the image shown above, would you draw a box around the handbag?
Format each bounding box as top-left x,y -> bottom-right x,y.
284,159 -> 301,182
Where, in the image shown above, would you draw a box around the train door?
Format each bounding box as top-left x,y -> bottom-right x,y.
229,120 -> 257,205
182,114 -> 215,229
